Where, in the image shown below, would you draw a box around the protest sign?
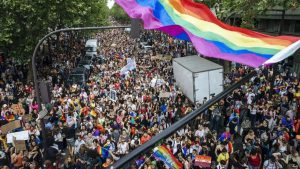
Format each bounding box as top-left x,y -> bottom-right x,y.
156,79 -> 165,86
7,130 -> 29,143
194,155 -> 212,168
150,78 -> 165,87
11,104 -> 25,116
120,58 -> 137,75
22,114 -> 32,123
120,66 -> 129,76
126,58 -> 136,70
13,139 -> 26,151
39,110 -> 48,119
1,120 -> 21,134
159,92 -> 171,98
109,90 -> 117,102
159,55 -> 172,61
150,56 -> 159,60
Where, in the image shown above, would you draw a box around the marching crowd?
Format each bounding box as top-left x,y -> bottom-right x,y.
0,29 -> 299,169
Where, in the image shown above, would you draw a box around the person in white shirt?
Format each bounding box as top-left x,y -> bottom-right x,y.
247,91 -> 255,105
249,105 -> 257,127
54,130 -> 64,150
117,139 -> 129,155
74,136 -> 85,155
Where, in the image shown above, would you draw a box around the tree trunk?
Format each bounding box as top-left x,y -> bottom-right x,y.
27,59 -> 33,83
47,38 -> 52,57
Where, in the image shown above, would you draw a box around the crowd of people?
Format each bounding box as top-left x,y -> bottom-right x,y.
0,28 -> 299,169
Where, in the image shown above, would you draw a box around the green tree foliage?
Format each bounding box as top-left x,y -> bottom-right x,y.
195,0 -> 299,28
110,4 -> 130,24
0,0 -> 108,63
220,0 -> 299,28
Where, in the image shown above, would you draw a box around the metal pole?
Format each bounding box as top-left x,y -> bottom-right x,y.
110,70 -> 257,169
31,26 -> 130,163
278,0 -> 287,35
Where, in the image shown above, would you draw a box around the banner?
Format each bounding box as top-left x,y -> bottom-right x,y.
194,155 -> 211,168
120,58 -> 137,75
1,120 -> 21,134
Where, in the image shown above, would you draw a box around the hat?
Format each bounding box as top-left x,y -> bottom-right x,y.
2,104 -> 7,108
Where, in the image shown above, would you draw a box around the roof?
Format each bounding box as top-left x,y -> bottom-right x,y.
173,55 -> 222,73
71,67 -> 86,74
86,39 -> 97,43
85,39 -> 98,46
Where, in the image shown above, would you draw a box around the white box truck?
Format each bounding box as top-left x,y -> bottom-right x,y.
85,39 -> 100,57
173,55 -> 223,104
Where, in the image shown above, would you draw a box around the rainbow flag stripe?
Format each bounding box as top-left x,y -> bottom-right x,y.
153,145 -> 183,169
116,0 -> 300,67
97,145 -> 109,159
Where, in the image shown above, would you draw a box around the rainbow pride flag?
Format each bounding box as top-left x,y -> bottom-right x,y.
153,145 -> 183,169
97,145 -> 110,159
116,0 -> 300,67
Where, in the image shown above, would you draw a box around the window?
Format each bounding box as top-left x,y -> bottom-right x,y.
283,21 -> 291,33
295,21 -> 300,33
257,19 -> 267,30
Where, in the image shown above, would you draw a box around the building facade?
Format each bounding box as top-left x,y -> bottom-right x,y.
258,8 -> 300,73
228,7 -> 300,72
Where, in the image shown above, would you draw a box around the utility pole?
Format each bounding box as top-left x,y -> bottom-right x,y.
278,0 -> 287,35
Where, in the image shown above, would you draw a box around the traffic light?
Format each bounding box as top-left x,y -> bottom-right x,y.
131,18 -> 141,39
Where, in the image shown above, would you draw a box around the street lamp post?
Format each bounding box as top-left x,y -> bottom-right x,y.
31,26 -> 130,164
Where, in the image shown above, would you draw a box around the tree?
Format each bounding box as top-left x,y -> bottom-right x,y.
110,4 -> 130,24
213,0 -> 299,28
0,0 -> 109,63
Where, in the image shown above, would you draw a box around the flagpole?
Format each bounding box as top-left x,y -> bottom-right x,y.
138,153 -> 154,169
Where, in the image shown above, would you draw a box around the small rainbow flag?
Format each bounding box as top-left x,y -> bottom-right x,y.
97,145 -> 109,159
153,145 -> 183,169
116,0 -> 300,68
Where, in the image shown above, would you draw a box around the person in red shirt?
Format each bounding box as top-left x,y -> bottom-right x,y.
11,150 -> 24,168
140,133 -> 151,144
248,149 -> 261,169
114,81 -> 120,90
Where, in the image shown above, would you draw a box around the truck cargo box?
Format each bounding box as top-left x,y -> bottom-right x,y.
173,55 -> 223,104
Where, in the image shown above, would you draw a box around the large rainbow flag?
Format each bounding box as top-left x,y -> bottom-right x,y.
116,0 -> 300,67
153,145 -> 183,169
